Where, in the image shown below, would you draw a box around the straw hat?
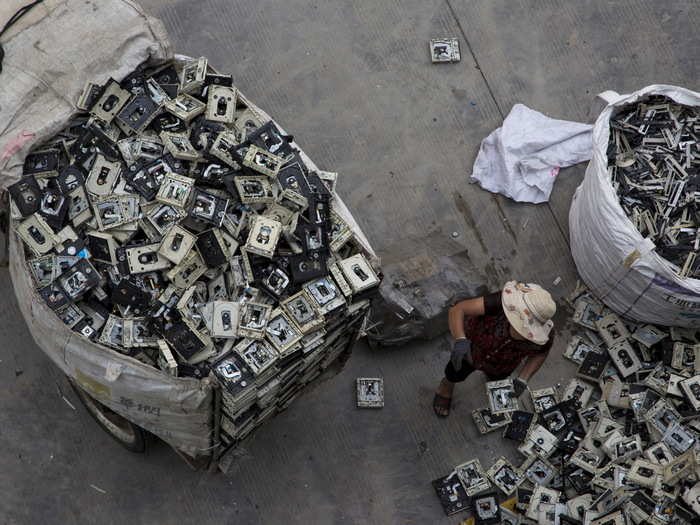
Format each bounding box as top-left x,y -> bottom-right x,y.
501,281 -> 555,345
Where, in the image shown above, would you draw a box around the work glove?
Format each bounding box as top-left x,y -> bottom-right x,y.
450,338 -> 472,372
512,378 -> 528,398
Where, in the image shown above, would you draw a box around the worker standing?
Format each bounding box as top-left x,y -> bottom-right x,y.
433,281 -> 556,417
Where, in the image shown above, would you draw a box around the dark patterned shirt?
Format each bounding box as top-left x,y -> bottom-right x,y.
465,292 -> 553,375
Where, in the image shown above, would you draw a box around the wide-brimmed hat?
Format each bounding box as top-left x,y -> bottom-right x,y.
501,281 -> 555,345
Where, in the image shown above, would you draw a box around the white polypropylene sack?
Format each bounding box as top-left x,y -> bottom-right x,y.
0,0 -> 214,456
570,85 -> 700,327
470,104 -> 593,204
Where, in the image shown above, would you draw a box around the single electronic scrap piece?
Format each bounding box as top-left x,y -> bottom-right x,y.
608,340 -> 642,378
472,492 -> 500,524
126,243 -> 172,274
58,259 -> 99,301
235,338 -> 278,377
595,313 -> 630,348
9,176 -> 42,217
520,455 -> 556,486
91,79 -> 131,123
572,295 -> 604,330
245,215 -> 282,258
158,224 -> 195,265
206,85 -> 237,123
211,301 -> 240,339
561,378 -> 594,409
564,335 -> 598,364
157,173 -> 194,208
472,407 -> 511,434
632,324 -> 667,347
525,486 -> 560,521
237,302 -> 272,340
338,253 -> 380,294
304,276 -> 346,315
529,387 -> 557,413
157,340 -> 178,376
160,131 -> 200,161
486,379 -> 518,415
16,213 -> 55,255
234,176 -> 274,205
264,308 -> 303,356
356,377 -> 384,408
679,374 -> 700,409
430,38 -> 460,63
486,457 -> 523,496
179,56 -> 207,94
503,410 -> 534,441
243,145 -> 284,177
671,342 -> 699,371
577,350 -> 609,382
164,93 -> 205,122
455,459 -> 490,496
518,424 -> 557,458
281,290 -> 324,334
627,458 -> 662,488
431,471 -> 470,516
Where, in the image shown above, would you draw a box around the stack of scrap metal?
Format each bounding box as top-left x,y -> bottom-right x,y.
11,56 -> 380,450
434,284 -> 700,523
609,95 -> 700,279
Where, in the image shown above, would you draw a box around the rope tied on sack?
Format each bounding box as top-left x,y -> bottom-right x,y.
0,0 -> 45,75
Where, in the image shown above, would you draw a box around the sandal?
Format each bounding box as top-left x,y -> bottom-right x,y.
433,393 -> 452,418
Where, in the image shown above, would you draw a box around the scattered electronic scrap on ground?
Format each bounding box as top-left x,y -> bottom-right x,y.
434,283 -> 700,523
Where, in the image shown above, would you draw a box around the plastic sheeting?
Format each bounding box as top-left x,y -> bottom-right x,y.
470,104 -> 592,204
0,0 -> 214,457
570,85 -> 700,327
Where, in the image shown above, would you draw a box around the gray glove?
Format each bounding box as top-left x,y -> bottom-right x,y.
450,338 -> 472,371
512,378 -> 527,398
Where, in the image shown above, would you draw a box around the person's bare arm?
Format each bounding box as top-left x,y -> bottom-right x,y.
518,352 -> 549,382
448,297 -> 486,340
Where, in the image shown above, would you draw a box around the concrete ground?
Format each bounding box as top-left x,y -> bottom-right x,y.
2,1 -> 700,524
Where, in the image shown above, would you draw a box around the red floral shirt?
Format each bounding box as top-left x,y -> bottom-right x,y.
466,292 -> 553,375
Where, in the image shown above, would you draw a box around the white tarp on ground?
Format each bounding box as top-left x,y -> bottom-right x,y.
570,86 -> 700,327
0,0 -> 215,457
470,103 -> 593,204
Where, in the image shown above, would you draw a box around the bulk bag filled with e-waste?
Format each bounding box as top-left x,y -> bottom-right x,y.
570,85 -> 700,327
0,0 -> 380,460
0,0 -> 214,457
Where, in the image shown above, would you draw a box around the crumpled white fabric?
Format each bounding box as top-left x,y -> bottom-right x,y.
470,104 -> 593,204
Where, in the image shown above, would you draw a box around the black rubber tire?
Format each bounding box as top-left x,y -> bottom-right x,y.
68,378 -> 146,453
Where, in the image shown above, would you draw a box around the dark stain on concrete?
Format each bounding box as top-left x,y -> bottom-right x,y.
453,191 -> 487,253
452,248 -> 472,264
492,196 -> 519,244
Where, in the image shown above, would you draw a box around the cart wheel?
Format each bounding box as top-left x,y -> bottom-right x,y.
68,379 -> 146,453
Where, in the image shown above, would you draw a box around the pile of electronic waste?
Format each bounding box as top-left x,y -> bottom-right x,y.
433,284 -> 700,524
11,56 -> 380,447
609,95 -> 700,280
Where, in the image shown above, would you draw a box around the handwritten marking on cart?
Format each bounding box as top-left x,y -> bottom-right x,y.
119,396 -> 161,417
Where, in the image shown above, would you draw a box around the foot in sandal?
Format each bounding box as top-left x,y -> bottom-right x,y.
433,378 -> 455,417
